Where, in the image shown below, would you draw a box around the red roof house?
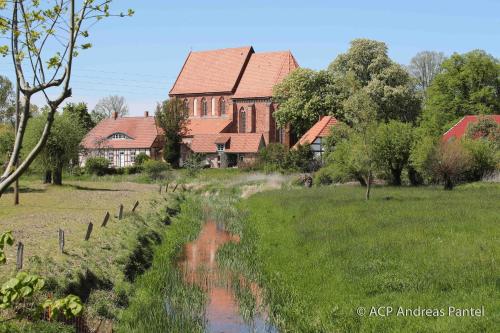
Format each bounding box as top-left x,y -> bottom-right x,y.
443,115 -> 500,141
294,116 -> 339,158
169,46 -> 299,168
80,112 -> 164,168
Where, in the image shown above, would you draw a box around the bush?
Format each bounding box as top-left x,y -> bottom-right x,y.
85,157 -> 110,176
124,165 -> 143,175
143,160 -> 171,181
134,152 -> 150,166
462,138 -> 498,181
285,143 -> 316,172
183,153 -> 205,177
427,140 -> 472,190
258,143 -> 287,171
314,167 -> 335,186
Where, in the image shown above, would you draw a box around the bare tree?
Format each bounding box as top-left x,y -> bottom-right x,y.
408,51 -> 446,91
93,95 -> 129,119
0,1 -> 133,197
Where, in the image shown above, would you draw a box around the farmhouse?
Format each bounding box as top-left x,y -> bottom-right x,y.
80,111 -> 164,168
294,116 -> 339,158
169,46 -> 299,167
443,115 -> 500,141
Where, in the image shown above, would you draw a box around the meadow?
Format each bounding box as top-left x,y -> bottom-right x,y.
232,183 -> 500,332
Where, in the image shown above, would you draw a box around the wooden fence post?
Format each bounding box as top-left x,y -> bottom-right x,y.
118,204 -> 124,220
16,242 -> 23,271
159,184 -> 162,194
58,229 -> 65,253
101,212 -> 110,227
172,183 -> 179,192
165,182 -> 169,193
132,201 -> 139,212
85,222 -> 94,241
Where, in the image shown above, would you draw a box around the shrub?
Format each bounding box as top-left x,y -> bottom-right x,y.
462,138 -> 498,181
258,143 -> 287,171
183,153 -> 205,177
134,152 -> 150,166
143,160 -> 171,181
314,167 -> 335,186
85,157 -> 110,176
285,143 -> 315,172
427,140 -> 472,190
124,165 -> 143,175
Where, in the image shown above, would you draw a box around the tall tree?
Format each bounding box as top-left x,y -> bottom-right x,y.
0,1 -> 133,196
25,111 -> 85,185
63,102 -> 95,132
328,39 -> 422,124
92,95 -> 129,121
273,68 -> 335,136
408,51 -> 445,91
420,50 -> 500,136
155,99 -> 189,167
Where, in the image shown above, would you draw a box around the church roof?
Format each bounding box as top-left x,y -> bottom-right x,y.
233,51 -> 299,99
190,133 -> 264,153
182,118 -> 233,136
169,46 -> 253,95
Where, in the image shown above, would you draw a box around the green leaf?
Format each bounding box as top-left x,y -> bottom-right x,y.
19,286 -> 33,297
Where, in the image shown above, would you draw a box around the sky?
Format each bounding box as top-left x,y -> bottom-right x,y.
0,0 -> 498,115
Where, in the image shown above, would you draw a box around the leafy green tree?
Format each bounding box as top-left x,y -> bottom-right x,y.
0,126 -> 14,168
156,99 -> 189,167
328,39 -> 422,124
63,102 -> 95,132
420,50 -> 500,136
372,121 -> 415,185
273,68 -> 335,136
462,138 -> 498,181
25,112 -> 86,185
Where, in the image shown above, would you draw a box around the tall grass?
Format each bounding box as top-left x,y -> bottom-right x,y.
116,194 -> 207,333
232,183 -> 499,332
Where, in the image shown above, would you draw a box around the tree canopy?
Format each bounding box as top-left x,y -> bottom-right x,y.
92,95 -> 129,123
420,50 -> 500,136
63,102 -> 95,132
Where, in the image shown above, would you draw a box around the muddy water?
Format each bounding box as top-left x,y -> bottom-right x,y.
178,221 -> 278,333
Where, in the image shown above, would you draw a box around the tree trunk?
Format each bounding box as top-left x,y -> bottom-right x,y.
356,175 -> 367,187
408,167 -> 422,186
53,167 -> 63,186
365,171 -> 372,200
390,168 -> 402,186
443,174 -> 454,190
44,170 -> 52,184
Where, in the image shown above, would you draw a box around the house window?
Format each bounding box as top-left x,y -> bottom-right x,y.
109,133 -> 130,140
201,98 -> 208,116
108,151 -> 114,164
239,108 -> 246,133
131,151 -> 136,163
219,97 -> 226,115
216,144 -> 225,152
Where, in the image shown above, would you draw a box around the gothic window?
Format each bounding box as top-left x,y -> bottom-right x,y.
240,108 -> 246,133
201,98 -> 208,116
219,97 -> 226,115
183,98 -> 189,110
193,98 -> 198,116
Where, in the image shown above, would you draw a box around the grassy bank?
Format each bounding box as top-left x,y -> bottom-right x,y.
0,179 -> 166,331
231,183 -> 499,332
117,193 -> 206,333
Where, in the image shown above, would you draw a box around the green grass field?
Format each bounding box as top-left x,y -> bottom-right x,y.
238,183 -> 500,332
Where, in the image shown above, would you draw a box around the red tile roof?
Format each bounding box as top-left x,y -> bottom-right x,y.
81,116 -> 162,149
233,51 -> 299,99
443,115 -> 500,141
169,46 -> 253,95
183,118 -> 232,136
190,133 -> 264,153
295,116 -> 338,147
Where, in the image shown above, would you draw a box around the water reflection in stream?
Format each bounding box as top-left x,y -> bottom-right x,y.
178,221 -> 278,333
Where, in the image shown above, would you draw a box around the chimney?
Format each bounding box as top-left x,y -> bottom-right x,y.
144,111 -> 149,118
112,111 -> 118,120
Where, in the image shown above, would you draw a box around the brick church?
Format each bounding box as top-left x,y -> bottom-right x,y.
169,46 -> 299,167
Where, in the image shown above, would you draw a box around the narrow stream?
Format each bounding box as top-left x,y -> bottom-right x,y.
178,221 -> 278,333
